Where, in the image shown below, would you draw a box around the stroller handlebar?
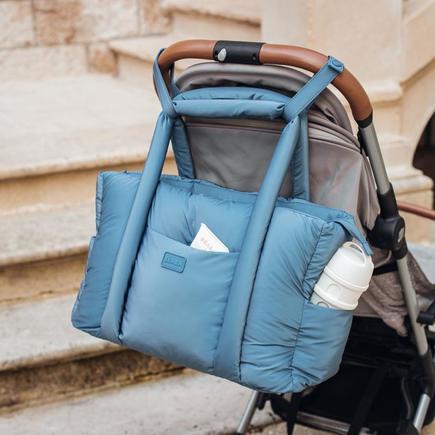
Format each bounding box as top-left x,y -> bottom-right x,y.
158,39 -> 373,124
397,201 -> 435,221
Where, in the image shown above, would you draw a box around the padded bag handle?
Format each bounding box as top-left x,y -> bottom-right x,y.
213,117 -> 301,379
170,85 -> 310,199
100,53 -> 344,363
154,50 -> 343,202
152,48 -> 309,197
100,112 -> 175,341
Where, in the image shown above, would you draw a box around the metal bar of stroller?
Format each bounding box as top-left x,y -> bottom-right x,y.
359,121 -> 435,432
359,123 -> 430,355
235,391 -> 261,435
360,123 -> 429,352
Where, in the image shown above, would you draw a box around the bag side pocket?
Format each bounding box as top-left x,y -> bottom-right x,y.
290,299 -> 352,392
71,172 -> 139,337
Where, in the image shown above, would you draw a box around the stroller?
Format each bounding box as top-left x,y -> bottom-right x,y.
154,40 -> 435,434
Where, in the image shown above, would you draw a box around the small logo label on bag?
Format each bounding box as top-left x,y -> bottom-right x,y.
161,252 -> 186,273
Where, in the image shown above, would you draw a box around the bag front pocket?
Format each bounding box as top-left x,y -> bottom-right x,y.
121,228 -> 239,372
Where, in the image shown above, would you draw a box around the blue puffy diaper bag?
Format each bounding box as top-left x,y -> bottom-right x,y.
72,52 -> 372,393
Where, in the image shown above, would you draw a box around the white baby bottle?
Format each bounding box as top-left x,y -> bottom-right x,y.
310,241 -> 374,310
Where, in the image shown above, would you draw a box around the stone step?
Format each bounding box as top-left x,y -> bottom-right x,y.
160,0 -> 262,25
0,294 -> 180,413
111,33 -> 259,89
3,295 -> 435,435
110,35 -> 187,86
0,45 -> 88,82
0,74 -> 175,212
168,6 -> 261,42
0,203 -> 93,303
110,34 -> 210,87
0,369 -> 277,434
110,0 -> 261,86
161,0 -> 261,41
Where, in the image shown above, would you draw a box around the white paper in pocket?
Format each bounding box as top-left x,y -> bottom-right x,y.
190,223 -> 229,253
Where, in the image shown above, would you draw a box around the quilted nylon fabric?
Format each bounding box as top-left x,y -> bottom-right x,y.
73,173 -> 364,392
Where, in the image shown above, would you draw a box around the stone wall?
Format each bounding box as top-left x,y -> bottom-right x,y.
0,0 -> 169,78
262,0 -> 435,242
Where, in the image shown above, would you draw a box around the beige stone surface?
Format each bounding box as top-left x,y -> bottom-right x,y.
1,348 -> 178,412
0,253 -> 86,304
161,0 -> 262,24
262,0 -> 403,83
0,294 -> 179,410
0,45 -> 87,81
309,0 -> 403,83
398,189 -> 435,244
0,173 -> 176,304
109,34 -> 177,62
80,0 -> 139,41
33,0 -> 82,45
34,0 -> 139,44
0,162 -> 144,212
171,10 -> 260,40
110,34 -> 189,85
401,58 -> 435,153
0,72 -> 179,301
87,42 -> 117,74
138,0 -> 170,34
402,0 -> 435,81
0,158 -> 176,213
0,202 -> 92,302
0,203 -> 93,267
0,74 -> 177,212
381,135 -> 415,171
0,370 -> 277,434
0,294 -> 114,371
0,75 -> 160,181
0,1 -> 34,49
115,47 -> 155,86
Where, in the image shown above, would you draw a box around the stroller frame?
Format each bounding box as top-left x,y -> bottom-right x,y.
156,40 -> 435,434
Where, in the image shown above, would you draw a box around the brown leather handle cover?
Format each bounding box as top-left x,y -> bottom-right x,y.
398,201 -> 435,221
158,39 -> 373,122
